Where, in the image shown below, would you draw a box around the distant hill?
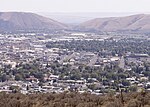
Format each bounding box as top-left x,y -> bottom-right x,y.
78,14 -> 150,32
1,13 -> 150,33
0,12 -> 67,32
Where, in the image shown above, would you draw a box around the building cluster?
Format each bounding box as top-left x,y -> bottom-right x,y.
0,33 -> 149,95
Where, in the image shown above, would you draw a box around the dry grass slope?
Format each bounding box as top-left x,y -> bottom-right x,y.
0,92 -> 150,107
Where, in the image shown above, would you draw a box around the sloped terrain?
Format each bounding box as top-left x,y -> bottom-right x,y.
0,12 -> 67,31
78,14 -> 150,32
0,92 -> 150,107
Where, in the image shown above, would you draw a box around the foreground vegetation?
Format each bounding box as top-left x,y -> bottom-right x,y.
0,91 -> 150,107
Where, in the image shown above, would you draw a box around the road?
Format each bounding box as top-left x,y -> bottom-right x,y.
87,55 -> 98,66
119,56 -> 125,69
59,52 -> 77,64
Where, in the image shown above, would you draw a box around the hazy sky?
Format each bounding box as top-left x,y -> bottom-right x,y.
1,0 -> 150,13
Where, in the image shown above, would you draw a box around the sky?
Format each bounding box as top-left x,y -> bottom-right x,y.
0,0 -> 150,13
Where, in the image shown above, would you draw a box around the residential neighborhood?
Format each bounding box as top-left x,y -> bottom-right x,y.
0,32 -> 149,95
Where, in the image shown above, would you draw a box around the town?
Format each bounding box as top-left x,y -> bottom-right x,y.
0,32 -> 149,95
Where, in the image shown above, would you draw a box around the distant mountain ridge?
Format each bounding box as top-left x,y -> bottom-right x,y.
1,12 -> 150,32
78,14 -> 150,32
0,12 -> 67,32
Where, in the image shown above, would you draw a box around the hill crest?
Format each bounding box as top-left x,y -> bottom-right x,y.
0,12 -> 67,32
78,14 -> 150,32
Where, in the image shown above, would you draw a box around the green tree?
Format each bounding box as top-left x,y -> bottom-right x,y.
15,74 -> 22,81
